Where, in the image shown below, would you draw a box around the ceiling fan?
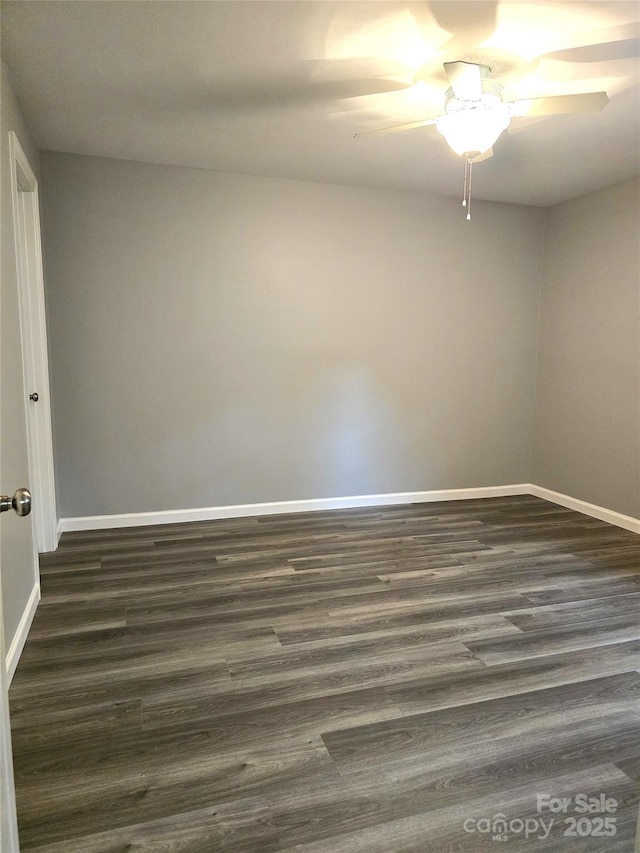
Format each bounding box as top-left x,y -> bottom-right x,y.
355,59 -> 609,219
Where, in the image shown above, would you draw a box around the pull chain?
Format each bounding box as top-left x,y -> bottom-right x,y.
466,158 -> 473,221
462,156 -> 469,208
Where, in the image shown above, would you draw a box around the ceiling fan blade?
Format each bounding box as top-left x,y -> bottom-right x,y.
469,148 -> 493,164
312,78 -> 411,100
171,58 -> 413,112
443,61 -> 484,100
177,77 -> 412,113
305,58 -> 413,101
509,91 -> 609,117
355,117 -> 438,138
424,1 -> 498,51
540,23 -> 639,64
542,37 -> 640,64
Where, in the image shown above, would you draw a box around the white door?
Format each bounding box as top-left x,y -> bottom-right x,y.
1,129 -> 52,853
0,313 -> 21,852
8,132 -> 57,554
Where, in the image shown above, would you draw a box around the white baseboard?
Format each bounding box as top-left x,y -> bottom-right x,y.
528,485 -> 640,535
56,482 -> 640,537
6,582 -> 40,683
58,484 -> 531,533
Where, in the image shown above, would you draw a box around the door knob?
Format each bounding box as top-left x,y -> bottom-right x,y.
29,392 -> 39,402
0,488 -> 32,516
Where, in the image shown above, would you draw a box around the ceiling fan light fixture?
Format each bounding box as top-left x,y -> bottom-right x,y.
436,105 -> 511,156
355,56 -> 613,221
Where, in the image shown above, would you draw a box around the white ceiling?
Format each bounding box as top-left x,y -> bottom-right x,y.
2,1 -> 639,206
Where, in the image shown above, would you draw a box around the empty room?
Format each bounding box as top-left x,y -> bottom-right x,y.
1,1 -> 639,851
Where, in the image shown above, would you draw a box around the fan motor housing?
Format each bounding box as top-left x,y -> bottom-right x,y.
444,79 -> 505,112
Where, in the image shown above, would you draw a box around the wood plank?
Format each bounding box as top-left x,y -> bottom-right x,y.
467,614 -> 640,663
387,640 -> 640,715
42,794 -> 278,853
321,673 -> 640,775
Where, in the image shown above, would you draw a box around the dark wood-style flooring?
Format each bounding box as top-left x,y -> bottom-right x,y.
8,495 -> 640,851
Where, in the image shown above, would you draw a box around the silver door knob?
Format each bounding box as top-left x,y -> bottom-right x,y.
0,488 -> 32,516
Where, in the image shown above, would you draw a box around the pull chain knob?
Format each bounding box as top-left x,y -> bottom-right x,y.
29,392 -> 39,402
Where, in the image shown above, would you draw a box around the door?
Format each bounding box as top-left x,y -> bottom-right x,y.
0,323 -> 22,852
1,126 -> 50,853
8,132 -> 57,554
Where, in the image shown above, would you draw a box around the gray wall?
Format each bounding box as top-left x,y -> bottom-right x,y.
1,64 -> 40,648
40,152 -> 545,518
532,177 -> 640,519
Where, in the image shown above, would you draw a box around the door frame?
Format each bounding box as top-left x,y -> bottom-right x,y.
8,132 -> 57,554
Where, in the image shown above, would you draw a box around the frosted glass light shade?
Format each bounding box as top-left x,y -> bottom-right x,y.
436,106 -> 510,155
